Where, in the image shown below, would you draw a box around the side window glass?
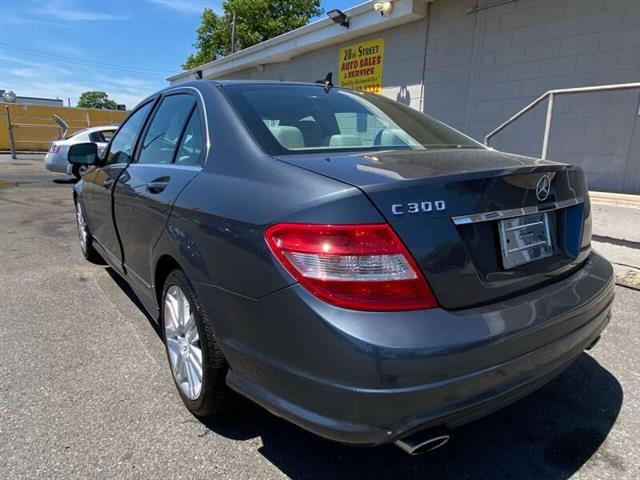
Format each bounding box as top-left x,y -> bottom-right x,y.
106,102 -> 153,165
175,108 -> 204,166
138,94 -> 195,165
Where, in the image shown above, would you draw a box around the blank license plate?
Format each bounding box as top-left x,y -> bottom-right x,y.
498,212 -> 553,269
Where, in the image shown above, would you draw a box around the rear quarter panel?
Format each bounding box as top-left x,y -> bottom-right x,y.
161,163 -> 383,298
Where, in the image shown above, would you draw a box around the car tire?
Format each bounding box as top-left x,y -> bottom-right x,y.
161,269 -> 231,417
75,199 -> 104,264
72,164 -> 88,180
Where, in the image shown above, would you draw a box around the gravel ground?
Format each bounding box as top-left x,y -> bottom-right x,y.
1,154 -> 639,479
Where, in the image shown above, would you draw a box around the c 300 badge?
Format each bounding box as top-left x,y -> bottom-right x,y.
391,200 -> 446,216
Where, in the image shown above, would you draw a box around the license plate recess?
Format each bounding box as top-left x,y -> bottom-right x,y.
498,212 -> 554,269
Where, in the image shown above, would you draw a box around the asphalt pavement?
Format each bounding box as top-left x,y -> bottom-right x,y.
1,154 -> 639,479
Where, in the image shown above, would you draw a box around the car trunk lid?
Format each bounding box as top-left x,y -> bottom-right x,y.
277,149 -> 591,310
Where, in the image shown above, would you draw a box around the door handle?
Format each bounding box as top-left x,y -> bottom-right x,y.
102,179 -> 114,189
146,177 -> 170,194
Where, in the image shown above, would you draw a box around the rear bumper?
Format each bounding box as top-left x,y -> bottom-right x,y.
43,153 -> 67,173
198,252 -> 615,446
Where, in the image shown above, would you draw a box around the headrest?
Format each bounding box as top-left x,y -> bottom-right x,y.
269,126 -> 304,149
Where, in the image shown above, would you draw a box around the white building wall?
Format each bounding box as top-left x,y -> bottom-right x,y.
216,17 -> 429,111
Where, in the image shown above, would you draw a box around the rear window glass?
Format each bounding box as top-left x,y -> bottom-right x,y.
67,128 -> 89,140
101,130 -> 115,142
222,84 -> 483,155
89,129 -> 115,143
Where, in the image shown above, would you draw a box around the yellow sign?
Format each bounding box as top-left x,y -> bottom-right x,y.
338,38 -> 384,93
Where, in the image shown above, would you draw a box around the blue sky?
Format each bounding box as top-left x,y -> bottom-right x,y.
0,0 -> 357,108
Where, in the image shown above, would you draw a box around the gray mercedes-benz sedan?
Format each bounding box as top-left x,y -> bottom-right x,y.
69,80 -> 614,455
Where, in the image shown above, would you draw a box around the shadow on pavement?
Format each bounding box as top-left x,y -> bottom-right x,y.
105,267 -> 162,339
53,177 -> 78,185
103,270 -> 623,479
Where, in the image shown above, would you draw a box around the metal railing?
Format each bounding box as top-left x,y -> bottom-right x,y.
484,82 -> 640,159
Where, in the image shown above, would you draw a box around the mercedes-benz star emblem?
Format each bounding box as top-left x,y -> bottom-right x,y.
535,174 -> 551,201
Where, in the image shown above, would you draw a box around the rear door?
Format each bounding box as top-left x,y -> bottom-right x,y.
82,101 -> 155,269
113,92 -> 206,294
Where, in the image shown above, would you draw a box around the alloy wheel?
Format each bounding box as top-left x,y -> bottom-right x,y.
164,285 -> 203,400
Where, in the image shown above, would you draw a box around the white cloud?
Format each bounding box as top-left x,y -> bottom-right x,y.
46,43 -> 86,57
101,77 -> 156,105
148,0 -> 219,14
105,91 -> 148,109
109,77 -> 153,88
0,13 -> 68,27
1,78 -> 95,105
0,3 -> 168,109
108,77 -> 155,91
0,64 -> 160,109
0,76 -> 151,109
6,67 -> 43,79
33,1 -> 130,21
0,53 -> 71,75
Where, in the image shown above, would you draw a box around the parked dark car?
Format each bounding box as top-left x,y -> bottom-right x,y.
70,81 -> 614,455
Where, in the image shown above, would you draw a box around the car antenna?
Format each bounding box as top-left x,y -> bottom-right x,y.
315,72 -> 334,91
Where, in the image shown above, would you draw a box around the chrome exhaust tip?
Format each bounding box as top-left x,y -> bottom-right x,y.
395,431 -> 450,455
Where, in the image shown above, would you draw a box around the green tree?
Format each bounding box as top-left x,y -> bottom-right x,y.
77,91 -> 118,110
183,0 -> 322,70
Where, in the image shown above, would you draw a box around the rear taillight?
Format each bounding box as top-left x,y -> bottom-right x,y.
265,223 -> 438,311
49,143 -> 60,153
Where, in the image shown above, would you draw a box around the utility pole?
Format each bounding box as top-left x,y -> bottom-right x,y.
230,11 -> 237,54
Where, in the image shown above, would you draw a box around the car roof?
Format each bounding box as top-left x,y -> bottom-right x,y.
212,80 -> 331,87
163,79 -> 336,92
63,125 -> 117,140
133,80 -> 343,114
84,125 -> 118,132
72,125 -> 117,135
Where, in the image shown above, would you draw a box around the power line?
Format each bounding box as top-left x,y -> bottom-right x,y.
0,42 -> 173,74
0,42 -> 175,75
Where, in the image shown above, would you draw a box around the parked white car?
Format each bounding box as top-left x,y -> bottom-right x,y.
44,126 -> 117,178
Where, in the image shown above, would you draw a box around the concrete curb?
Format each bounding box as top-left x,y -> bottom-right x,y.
613,264 -> 640,291
590,191 -> 640,209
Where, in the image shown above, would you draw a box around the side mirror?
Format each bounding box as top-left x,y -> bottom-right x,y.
68,142 -> 98,166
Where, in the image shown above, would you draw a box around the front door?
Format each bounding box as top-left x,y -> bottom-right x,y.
113,92 -> 206,296
82,100 -> 155,270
